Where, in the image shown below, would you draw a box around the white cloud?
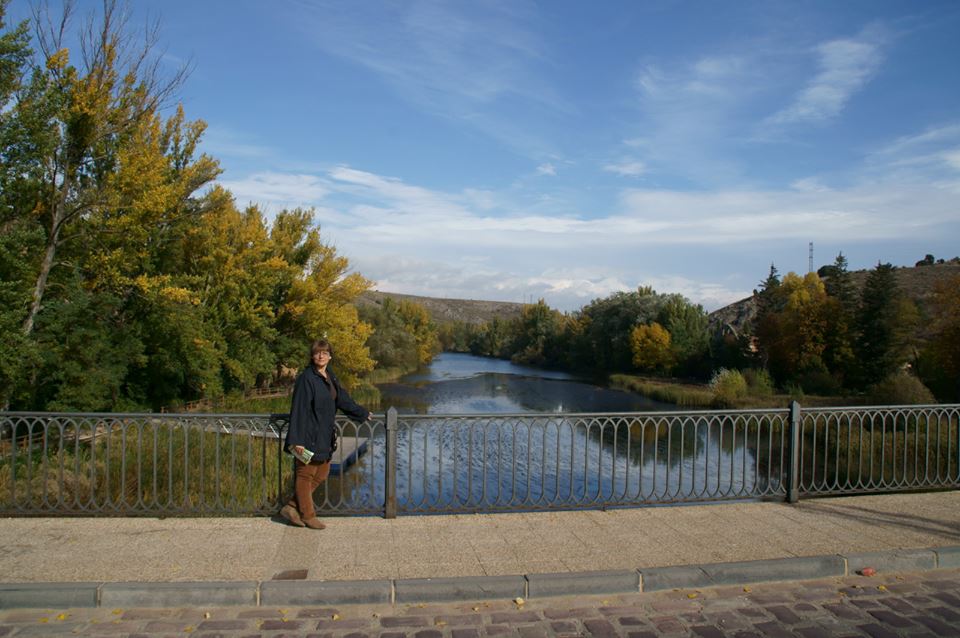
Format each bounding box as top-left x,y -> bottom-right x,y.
614,184 -> 955,243
604,160 -> 646,177
874,124 -> 960,158
217,113 -> 960,312
217,172 -> 328,211
200,127 -> 276,161
536,163 -> 557,176
628,53 -> 762,185
943,150 -> 960,171
767,27 -> 885,125
790,177 -> 830,192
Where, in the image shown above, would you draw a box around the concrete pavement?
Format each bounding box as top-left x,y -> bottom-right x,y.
0,491 -> 959,610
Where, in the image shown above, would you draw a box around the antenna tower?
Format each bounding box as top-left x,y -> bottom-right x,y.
808,242 -> 814,273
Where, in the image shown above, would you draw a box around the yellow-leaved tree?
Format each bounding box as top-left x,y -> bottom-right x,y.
630,322 -> 674,373
274,209 -> 374,389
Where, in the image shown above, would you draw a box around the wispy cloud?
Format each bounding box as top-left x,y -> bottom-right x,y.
218,111 -> 960,311
201,127 -> 276,161
861,122 -> 960,187
766,26 -> 886,126
629,53 -> 762,185
604,160 -> 646,177
288,0 -> 566,156
217,172 -> 329,210
536,163 -> 557,176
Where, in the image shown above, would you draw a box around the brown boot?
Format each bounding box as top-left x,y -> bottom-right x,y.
280,504 -> 305,527
303,517 -> 326,530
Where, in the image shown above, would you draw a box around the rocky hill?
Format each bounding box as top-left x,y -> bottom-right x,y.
357,290 -> 525,325
709,262 -> 960,336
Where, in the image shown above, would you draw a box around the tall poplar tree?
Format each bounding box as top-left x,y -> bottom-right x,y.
1,1 -> 219,409
854,263 -> 917,386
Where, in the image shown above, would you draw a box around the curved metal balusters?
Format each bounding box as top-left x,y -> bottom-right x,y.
798,405 -> 960,495
2,404 -> 957,516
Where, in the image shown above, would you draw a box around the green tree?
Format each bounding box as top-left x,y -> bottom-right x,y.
397,300 -> 441,366
1,2 -> 221,410
573,288 -> 661,371
821,252 -> 857,385
13,1 -> 216,340
755,272 -> 832,389
854,263 -> 917,386
469,317 -> 511,358
919,275 -> 960,400
361,297 -> 439,372
0,0 -> 38,408
361,298 -> 419,371
657,295 -> 709,376
509,299 -> 566,366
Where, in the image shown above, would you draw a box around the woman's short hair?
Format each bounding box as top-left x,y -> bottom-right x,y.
309,339 -> 334,366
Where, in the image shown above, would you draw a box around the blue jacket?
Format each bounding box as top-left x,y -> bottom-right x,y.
283,366 -> 369,462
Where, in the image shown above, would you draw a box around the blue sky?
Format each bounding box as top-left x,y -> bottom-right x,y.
14,0 -> 960,311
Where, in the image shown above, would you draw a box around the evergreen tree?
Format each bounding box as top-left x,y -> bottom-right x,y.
822,252 -> 857,386
854,263 -> 916,386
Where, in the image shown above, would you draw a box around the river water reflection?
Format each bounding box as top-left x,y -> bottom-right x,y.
320,353 -> 780,513
377,352 -> 676,414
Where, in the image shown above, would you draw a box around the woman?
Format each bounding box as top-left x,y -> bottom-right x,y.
280,339 -> 371,529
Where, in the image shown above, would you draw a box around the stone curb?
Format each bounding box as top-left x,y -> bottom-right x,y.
527,570 -> 640,598
846,548 -> 937,575
261,579 -> 393,606
396,575 -> 525,603
935,546 -> 960,568
1,546 -> 957,610
100,581 -> 258,608
0,583 -> 99,610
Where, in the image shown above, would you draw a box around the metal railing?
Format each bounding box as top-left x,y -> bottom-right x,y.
1,403 -> 957,517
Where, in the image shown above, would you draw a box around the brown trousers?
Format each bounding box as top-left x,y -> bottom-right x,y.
287,459 -> 331,520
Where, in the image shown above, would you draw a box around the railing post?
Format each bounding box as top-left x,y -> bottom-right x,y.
787,401 -> 801,503
384,407 -> 398,519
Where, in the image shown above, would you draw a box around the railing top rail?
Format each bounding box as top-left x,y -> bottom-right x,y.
802,404 -> 960,412
0,411 -> 290,419
394,408 -> 792,419
2,404 -> 957,421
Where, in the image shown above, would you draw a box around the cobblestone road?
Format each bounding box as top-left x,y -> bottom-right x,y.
1,568 -> 958,637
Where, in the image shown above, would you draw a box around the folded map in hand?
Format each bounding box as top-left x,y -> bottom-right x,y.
291,447 -> 314,464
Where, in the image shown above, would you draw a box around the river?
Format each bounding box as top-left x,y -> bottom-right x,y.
375,352 -> 676,414
317,354 -> 775,514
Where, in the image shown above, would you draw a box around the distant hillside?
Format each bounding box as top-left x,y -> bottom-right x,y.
357,290 -> 525,325
709,262 -> 960,336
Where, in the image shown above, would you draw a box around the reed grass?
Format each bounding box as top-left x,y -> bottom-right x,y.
610,374 -> 715,407
0,419 -> 286,514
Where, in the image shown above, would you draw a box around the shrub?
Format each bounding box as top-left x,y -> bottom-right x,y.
742,368 -> 775,397
869,370 -> 936,405
796,367 -> 842,396
710,368 -> 748,407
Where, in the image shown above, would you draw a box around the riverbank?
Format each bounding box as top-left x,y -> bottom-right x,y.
609,373 -> 855,409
